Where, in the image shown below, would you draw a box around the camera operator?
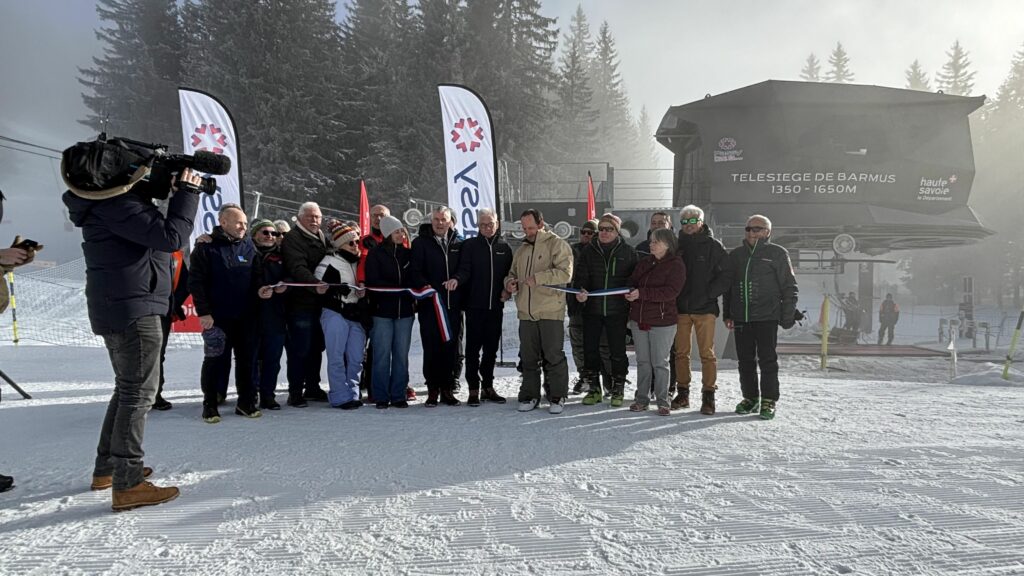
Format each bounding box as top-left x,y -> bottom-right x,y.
62,165 -> 202,511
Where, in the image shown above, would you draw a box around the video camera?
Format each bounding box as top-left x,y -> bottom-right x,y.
62,133 -> 231,200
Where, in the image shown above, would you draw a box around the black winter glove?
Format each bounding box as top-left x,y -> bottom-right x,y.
780,317 -> 796,329
338,284 -> 352,297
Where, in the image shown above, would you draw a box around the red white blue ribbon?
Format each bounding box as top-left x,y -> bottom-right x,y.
543,285 -> 632,297
266,282 -> 452,342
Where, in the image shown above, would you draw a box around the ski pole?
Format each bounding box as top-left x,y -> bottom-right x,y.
1002,306 -> 1024,380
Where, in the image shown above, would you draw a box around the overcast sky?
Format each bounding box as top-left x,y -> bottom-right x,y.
1,0 -> 1022,261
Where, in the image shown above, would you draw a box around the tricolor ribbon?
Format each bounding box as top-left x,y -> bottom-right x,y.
267,282 -> 453,342
543,285 -> 632,296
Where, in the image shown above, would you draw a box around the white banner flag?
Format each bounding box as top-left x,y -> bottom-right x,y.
178,88 -> 242,247
438,84 -> 497,238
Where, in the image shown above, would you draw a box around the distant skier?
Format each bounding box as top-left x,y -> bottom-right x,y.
878,293 -> 900,346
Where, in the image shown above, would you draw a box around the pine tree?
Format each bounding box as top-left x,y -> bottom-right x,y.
634,105 -> 658,169
936,40 -> 976,95
554,4 -> 599,162
79,0 -> 184,147
992,44 -> 1024,117
502,0 -> 559,165
824,42 -> 854,84
590,21 -> 637,167
184,0 -> 349,203
905,59 -> 931,91
799,53 -> 820,82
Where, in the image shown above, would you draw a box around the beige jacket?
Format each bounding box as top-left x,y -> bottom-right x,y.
504,228 -> 573,321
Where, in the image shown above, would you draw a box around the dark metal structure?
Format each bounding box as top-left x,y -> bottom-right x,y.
656,80 -> 992,255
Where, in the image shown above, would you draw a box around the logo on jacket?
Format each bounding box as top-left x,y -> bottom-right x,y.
190,123 -> 229,154
450,118 -> 484,153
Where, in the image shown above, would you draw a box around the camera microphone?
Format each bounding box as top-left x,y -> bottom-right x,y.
166,151 -> 231,175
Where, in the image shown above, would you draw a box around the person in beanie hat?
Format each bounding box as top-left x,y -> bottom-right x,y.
251,219 -> 289,410
365,214 -> 416,408
315,221 -> 369,409
568,218 -> 611,395
575,211 -> 638,407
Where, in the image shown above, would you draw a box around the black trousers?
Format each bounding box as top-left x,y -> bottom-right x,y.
419,306 -> 463,394
878,322 -> 895,345
201,318 -> 256,407
734,320 -> 780,401
583,313 -> 629,391
464,308 -> 503,390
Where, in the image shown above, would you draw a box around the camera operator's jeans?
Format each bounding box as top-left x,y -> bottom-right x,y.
93,315 -> 163,491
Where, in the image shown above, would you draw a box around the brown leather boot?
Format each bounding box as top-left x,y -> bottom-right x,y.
91,466 -> 154,491
700,390 -> 716,415
111,481 -> 179,512
671,387 -> 690,410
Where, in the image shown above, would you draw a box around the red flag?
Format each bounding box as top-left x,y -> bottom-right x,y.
586,171 -> 596,220
359,180 -> 370,235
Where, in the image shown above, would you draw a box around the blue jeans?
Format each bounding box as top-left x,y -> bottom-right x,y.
286,309 -> 324,395
94,315 -> 163,490
370,315 -> 413,403
252,331 -> 286,399
321,309 -> 367,406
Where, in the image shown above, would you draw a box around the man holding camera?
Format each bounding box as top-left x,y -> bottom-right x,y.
63,161 -> 202,511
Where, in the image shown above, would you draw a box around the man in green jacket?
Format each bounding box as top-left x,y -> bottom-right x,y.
722,215 -> 798,421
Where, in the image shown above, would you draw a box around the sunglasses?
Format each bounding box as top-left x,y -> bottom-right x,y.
745,226 -> 767,233
347,241 -> 358,247
680,217 -> 701,225
598,226 -> 616,232
259,230 -> 281,237
580,229 -> 594,235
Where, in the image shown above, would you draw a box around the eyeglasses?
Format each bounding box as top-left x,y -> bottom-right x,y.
745,226 -> 767,233
580,229 -> 594,235
260,230 -> 281,237
680,217 -> 701,225
598,226 -> 616,232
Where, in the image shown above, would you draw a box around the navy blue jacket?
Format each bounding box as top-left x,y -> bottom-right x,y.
410,223 -> 464,310
188,226 -> 258,323
364,240 -> 415,319
253,243 -> 287,334
63,188 -> 199,335
454,233 -> 513,311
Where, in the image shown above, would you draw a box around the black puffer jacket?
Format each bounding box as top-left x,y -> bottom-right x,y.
721,238 -> 799,326
454,233 -> 513,311
281,225 -> 328,312
410,223 -> 464,310
676,225 -> 728,316
573,237 -> 638,317
188,226 -> 258,323
253,243 -> 287,334
62,188 -> 199,335
365,240 -> 415,319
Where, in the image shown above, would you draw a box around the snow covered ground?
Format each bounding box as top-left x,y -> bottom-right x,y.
2,343 -> 1023,575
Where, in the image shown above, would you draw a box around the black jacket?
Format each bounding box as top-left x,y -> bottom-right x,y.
676,225 -> 728,316
253,243 -> 288,334
318,251 -> 372,328
454,233 -> 513,311
281,225 -> 328,312
573,237 -> 638,317
721,238 -> 799,326
410,223 -> 464,310
364,240 -> 415,319
188,226 -> 258,323
63,188 -> 199,335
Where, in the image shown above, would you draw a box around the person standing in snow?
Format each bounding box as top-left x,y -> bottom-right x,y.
250,219 -> 289,410
63,167 -> 202,511
504,209 -> 574,414
721,215 -> 798,421
453,207 -> 513,406
315,221 -> 370,410
878,293 -> 900,346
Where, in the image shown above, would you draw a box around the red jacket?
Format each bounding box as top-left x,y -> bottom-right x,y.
628,254 -> 686,328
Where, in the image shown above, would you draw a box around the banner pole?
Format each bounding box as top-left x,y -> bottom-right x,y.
1002,306 -> 1024,380
820,296 -> 830,371
7,271 -> 19,344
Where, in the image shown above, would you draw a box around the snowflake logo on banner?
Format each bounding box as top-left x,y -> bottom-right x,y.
949,174 -> 958,184
450,118 -> 484,153
190,123 -> 228,154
